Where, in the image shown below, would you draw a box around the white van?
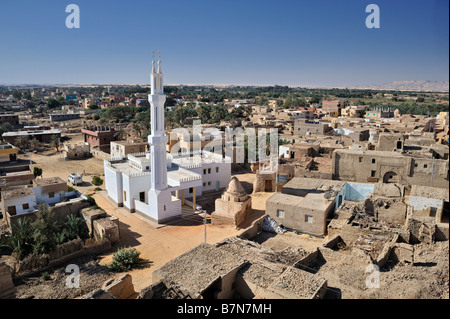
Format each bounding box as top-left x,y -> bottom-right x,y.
68,173 -> 83,186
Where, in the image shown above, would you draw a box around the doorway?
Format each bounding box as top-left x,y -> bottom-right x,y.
442,201 -> 449,224
265,180 -> 273,192
383,171 -> 398,183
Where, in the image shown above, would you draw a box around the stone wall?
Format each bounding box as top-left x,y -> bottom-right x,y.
101,274 -> 136,299
11,238 -> 111,278
0,262 -> 16,298
6,200 -> 91,233
236,214 -> 267,240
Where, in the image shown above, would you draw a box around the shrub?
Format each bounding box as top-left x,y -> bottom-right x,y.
67,185 -> 75,192
53,231 -> 66,245
41,272 -> 51,281
33,166 -> 43,178
91,176 -> 103,186
95,187 -> 102,191
107,247 -> 141,272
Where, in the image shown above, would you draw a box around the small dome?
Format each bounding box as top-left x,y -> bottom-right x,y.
225,177 -> 247,195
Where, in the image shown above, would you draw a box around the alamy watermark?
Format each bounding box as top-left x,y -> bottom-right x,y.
65,4 -> 80,29
366,4 -> 380,29
167,121 -> 279,173
65,264 -> 80,288
365,264 -> 380,289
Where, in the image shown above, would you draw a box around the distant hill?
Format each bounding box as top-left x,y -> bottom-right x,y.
356,81 -> 449,92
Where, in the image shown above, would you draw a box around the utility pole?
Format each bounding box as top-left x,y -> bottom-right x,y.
204,209 -> 207,244
197,205 -> 207,243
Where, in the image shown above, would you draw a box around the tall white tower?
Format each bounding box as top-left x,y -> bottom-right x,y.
148,52 -> 168,190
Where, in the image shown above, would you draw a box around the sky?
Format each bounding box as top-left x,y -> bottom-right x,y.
0,0 -> 448,87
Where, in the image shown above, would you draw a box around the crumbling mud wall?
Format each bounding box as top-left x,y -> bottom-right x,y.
0,262 -> 16,298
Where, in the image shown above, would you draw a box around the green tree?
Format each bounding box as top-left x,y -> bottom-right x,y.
31,204 -> 59,256
12,90 -> 22,101
46,98 -> 61,109
14,136 -> 30,151
211,104 -> 227,123
50,135 -> 59,151
30,138 -> 39,151
197,104 -> 212,123
3,218 -> 34,260
63,215 -> 89,241
114,128 -> 126,141
33,166 -> 43,178
0,122 -> 13,140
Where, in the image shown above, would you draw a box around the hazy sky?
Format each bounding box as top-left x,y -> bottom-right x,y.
0,0 -> 448,86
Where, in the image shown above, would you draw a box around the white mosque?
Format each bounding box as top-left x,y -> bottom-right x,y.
103,55 -> 231,223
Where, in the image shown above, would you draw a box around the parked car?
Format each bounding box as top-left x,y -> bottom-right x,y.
68,173 -> 83,186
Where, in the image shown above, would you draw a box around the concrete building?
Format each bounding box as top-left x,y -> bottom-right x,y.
1,186 -> 37,216
211,177 -> 252,228
408,185 -> 449,224
332,149 -> 449,188
293,119 -> 333,136
49,112 -> 81,122
2,129 -> 61,144
32,177 -> 67,206
0,142 -> 19,163
340,105 -> 366,118
0,164 -> 34,190
82,126 -> 116,148
322,100 -> 346,117
335,127 -> 370,142
266,178 -> 346,236
377,133 -> 405,152
110,139 -> 149,158
63,142 -> 91,160
365,108 -> 394,119
0,114 -> 19,127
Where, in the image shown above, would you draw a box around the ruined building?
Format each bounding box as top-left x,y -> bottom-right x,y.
332,149 -> 449,188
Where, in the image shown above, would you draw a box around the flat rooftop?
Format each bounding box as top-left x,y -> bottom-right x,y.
2,186 -> 35,200
2,129 -> 61,137
153,243 -> 246,297
34,176 -> 66,187
282,177 -> 346,192
410,185 -> 449,201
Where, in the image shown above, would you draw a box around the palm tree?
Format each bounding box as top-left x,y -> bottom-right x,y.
114,127 -> 126,141
50,136 -> 59,152
30,138 -> 39,151
132,122 -> 142,138
14,136 -> 30,151
6,218 -> 34,260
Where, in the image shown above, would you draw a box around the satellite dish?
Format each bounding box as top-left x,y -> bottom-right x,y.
324,192 -> 332,200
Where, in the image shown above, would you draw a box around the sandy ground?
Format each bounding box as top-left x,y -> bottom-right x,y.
18,135 -> 106,195
92,192 -> 249,292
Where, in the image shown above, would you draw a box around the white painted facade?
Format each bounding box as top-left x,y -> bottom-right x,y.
32,186 -> 66,206
4,194 -> 37,215
103,56 -> 232,223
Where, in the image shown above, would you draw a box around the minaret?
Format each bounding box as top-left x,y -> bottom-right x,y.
148,52 -> 168,190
